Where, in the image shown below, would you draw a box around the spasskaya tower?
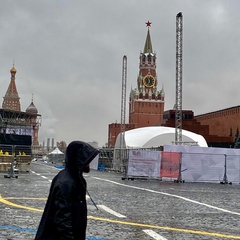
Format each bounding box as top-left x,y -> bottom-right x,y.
129,21 -> 165,128
108,21 -> 165,147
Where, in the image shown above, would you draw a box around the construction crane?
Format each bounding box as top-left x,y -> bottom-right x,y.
175,12 -> 183,144
120,55 -> 127,171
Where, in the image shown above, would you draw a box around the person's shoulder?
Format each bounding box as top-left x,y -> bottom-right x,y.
49,171 -> 76,196
55,169 -> 70,180
54,169 -> 75,185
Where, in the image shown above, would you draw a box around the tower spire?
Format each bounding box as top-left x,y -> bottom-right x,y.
2,65 -> 21,111
144,21 -> 153,53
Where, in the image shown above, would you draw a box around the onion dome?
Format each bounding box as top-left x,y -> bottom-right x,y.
10,66 -> 17,73
26,100 -> 38,114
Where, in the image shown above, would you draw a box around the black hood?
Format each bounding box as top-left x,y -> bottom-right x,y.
65,141 -> 99,175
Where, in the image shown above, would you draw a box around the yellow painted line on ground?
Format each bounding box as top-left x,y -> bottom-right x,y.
4,196 -> 89,200
0,194 -> 43,212
5,197 -> 47,200
1,194 -> 240,239
88,216 -> 240,239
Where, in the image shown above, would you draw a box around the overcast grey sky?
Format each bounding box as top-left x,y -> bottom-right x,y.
0,0 -> 239,147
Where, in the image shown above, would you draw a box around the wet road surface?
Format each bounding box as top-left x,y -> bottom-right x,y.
0,161 -> 240,239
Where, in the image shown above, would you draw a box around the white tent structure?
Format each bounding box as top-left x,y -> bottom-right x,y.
48,147 -> 65,165
49,147 -> 64,155
115,126 -> 208,149
113,126 -> 208,170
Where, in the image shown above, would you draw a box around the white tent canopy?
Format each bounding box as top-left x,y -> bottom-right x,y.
48,147 -> 64,155
115,126 -> 208,148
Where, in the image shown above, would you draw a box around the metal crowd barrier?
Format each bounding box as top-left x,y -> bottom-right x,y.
101,148 -> 240,184
0,144 -> 32,178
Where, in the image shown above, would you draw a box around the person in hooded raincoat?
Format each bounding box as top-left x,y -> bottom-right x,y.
34,141 -> 99,240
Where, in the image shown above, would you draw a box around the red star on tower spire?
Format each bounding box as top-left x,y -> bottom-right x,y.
146,21 -> 152,27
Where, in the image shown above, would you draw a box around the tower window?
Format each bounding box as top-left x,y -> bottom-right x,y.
148,54 -> 151,62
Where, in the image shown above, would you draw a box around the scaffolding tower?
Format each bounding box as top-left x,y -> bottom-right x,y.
120,55 -> 127,149
119,55 -> 127,172
175,12 -> 183,144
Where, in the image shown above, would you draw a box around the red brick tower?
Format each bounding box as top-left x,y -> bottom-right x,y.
2,65 -> 21,111
129,21 -> 165,128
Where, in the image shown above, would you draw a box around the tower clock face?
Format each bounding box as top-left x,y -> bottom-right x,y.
143,75 -> 156,87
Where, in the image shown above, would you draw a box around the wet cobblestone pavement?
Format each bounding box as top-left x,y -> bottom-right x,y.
0,161 -> 240,239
